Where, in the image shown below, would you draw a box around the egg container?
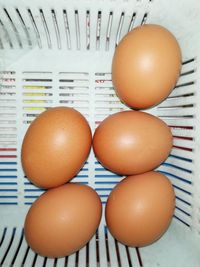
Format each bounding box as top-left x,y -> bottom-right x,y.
0,0 -> 200,266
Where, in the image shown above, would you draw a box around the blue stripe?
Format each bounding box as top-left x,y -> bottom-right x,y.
24,189 -> 45,192
0,189 -> 17,192
95,168 -> 106,171
162,162 -> 192,173
0,182 -> 17,185
0,196 -> 17,198
0,169 -> 17,172
95,181 -> 118,185
173,215 -> 190,227
158,171 -> 191,184
76,175 -> 88,178
173,184 -> 191,195
99,194 -> 109,198
80,181 -> 88,185
25,202 -> 32,205
176,196 -> 191,206
0,176 -> 17,178
95,175 -> 122,178
0,162 -> 17,165
95,188 -> 113,191
24,196 -> 38,199
175,206 -> 191,217
169,154 -> 192,162
0,202 -> 18,205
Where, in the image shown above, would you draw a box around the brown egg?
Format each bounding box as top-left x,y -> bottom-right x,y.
105,171 -> 175,247
93,111 -> 172,175
21,107 -> 92,189
112,24 -> 182,109
24,183 -> 102,258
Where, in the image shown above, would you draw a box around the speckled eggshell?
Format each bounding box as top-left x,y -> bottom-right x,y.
112,24 -> 182,109
21,107 -> 92,188
24,183 -> 102,258
93,110 -> 173,175
105,171 -> 175,247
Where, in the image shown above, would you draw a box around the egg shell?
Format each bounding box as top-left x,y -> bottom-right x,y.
112,24 -> 182,109
24,183 -> 102,258
21,107 -> 92,189
93,110 -> 173,175
105,171 -> 175,247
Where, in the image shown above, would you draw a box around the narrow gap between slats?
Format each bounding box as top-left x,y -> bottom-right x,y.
40,9 -> 51,49
63,9 -> 71,49
0,228 -> 7,246
116,12 -> 125,46
11,229 -> 24,265
27,9 -> 42,48
75,10 -> 80,50
3,8 -> 22,48
1,228 -> 16,265
136,247 -> 143,267
114,239 -> 121,267
106,12 -> 113,51
15,8 -> 32,47
0,19 -> 13,48
51,9 -> 61,49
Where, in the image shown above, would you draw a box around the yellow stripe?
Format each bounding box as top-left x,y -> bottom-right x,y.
23,93 -> 47,96
23,100 -> 47,103
23,86 -> 47,89
23,107 -> 46,111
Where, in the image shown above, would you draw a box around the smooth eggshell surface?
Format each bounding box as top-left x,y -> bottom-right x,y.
24,183 -> 102,258
105,171 -> 175,247
93,110 -> 173,175
21,107 -> 92,188
112,24 -> 182,109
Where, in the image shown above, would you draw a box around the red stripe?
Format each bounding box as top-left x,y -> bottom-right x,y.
0,155 -> 17,158
173,145 -> 193,152
173,136 -> 193,141
0,148 -> 17,151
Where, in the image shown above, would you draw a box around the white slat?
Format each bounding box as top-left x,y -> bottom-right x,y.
56,257 -> 66,267
23,248 -> 36,267
169,84 -> 195,97
174,209 -> 192,226
171,147 -> 194,160
176,198 -> 192,215
107,231 -> 120,267
173,138 -> 194,149
45,258 -> 55,267
175,188 -> 192,206
33,254 -> 45,267
158,164 -> 193,182
165,156 -> 194,171
0,228 -> 13,262
161,117 -> 195,127
89,234 -> 97,267
157,107 -> 195,116
117,242 -> 130,267
12,235 -> 28,267
98,224 -> 108,267
176,72 -> 196,85
78,245 -> 87,267
159,96 -> 195,107
67,252 -> 76,267
171,127 -> 194,138
127,247 -> 141,267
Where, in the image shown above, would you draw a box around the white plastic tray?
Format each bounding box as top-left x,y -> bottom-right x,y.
0,0 -> 200,266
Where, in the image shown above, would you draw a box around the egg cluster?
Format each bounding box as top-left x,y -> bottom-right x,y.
21,24 -> 181,258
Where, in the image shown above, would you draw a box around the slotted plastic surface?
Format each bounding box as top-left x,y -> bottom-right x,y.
0,0 -> 200,266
